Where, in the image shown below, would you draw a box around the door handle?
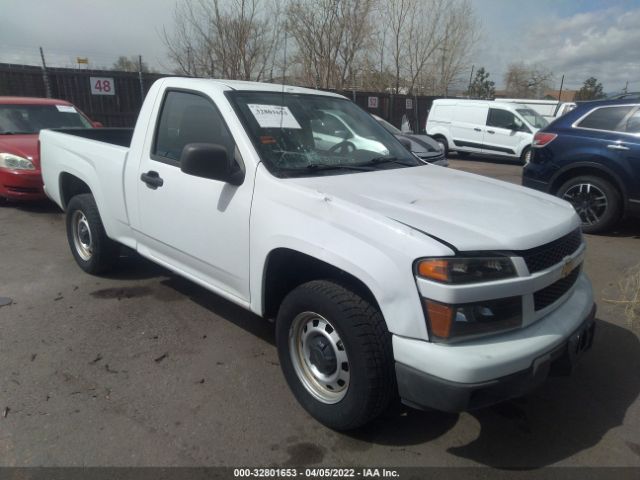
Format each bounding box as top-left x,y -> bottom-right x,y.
474,128 -> 482,132
140,170 -> 164,189
607,144 -> 630,151
487,130 -> 495,134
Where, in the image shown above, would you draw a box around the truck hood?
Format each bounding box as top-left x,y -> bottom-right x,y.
292,165 -> 579,251
0,134 -> 40,168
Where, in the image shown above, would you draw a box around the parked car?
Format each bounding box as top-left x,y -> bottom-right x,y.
372,114 -> 448,166
523,99 -> 640,234
41,77 -> 595,430
426,99 -> 548,164
0,96 -> 97,201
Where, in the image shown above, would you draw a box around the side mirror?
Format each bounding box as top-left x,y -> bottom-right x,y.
180,143 -> 244,185
398,136 -> 413,151
92,121 -> 103,128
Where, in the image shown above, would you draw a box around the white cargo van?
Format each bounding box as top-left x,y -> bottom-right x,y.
426,99 -> 549,164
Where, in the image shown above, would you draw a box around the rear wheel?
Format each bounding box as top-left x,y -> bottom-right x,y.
66,194 -> 119,274
557,175 -> 621,234
276,280 -> 395,430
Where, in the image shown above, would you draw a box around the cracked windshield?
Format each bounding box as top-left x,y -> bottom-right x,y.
229,92 -> 421,175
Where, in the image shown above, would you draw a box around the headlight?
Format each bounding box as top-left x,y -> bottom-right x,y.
416,257 -> 516,284
424,296 -> 522,342
0,153 -> 35,170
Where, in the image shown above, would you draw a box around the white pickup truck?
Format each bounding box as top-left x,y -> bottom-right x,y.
40,77 -> 595,430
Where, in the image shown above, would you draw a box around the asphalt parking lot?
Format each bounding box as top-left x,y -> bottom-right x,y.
1,157 -> 639,468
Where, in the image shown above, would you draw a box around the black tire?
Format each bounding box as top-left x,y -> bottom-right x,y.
456,151 -> 471,159
433,136 -> 448,157
520,147 -> 532,165
556,175 -> 622,234
66,194 -> 119,274
276,280 -> 395,430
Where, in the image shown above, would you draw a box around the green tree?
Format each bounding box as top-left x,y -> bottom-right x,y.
466,66 -> 495,99
575,77 -> 605,100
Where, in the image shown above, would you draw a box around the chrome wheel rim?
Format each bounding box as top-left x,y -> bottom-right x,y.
72,210 -> 93,261
562,183 -> 608,226
524,149 -> 532,164
289,312 -> 350,404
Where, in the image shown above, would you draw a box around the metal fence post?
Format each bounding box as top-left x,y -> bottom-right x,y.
39,47 -> 52,98
138,55 -> 145,106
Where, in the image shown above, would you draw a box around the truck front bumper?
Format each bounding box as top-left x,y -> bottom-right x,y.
396,305 -> 595,412
393,273 -> 596,412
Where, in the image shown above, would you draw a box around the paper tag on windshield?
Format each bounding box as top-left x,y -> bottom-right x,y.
247,104 -> 301,129
56,105 -> 76,113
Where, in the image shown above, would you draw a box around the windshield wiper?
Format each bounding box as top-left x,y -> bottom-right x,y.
0,131 -> 32,135
305,163 -> 373,172
361,156 -> 416,167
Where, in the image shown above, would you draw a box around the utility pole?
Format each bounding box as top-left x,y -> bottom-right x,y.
467,65 -> 475,96
623,81 -> 629,94
39,47 -> 52,98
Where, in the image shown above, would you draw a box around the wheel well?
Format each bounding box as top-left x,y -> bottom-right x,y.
262,248 -> 379,319
59,173 -> 91,209
550,166 -> 624,198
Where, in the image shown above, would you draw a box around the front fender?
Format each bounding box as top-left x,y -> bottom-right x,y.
249,165 -> 454,340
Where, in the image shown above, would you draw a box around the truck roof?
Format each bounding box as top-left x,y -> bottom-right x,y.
161,77 -> 346,99
0,96 -> 74,105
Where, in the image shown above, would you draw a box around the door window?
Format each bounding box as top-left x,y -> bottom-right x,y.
577,106 -> 634,132
487,109 -> 520,130
623,109 -> 640,134
153,91 -> 234,163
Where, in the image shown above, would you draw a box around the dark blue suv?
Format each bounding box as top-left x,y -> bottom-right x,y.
523,99 -> 640,233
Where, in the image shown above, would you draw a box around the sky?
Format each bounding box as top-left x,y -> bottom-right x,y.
1,0 -> 639,94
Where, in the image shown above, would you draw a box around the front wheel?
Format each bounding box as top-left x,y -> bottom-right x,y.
557,175 -> 621,234
66,194 -> 119,274
276,280 -> 395,430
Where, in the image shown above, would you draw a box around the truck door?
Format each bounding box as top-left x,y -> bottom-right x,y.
135,89 -> 252,303
483,108 -> 529,158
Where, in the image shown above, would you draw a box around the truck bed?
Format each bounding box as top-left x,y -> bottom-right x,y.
40,128 -> 133,246
51,128 -> 134,148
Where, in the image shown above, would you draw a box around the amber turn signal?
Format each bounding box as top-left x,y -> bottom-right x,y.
424,300 -> 454,339
417,259 -> 450,282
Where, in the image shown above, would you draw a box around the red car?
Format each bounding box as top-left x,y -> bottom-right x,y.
0,97 -> 98,201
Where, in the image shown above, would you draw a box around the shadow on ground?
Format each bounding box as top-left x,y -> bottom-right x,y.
163,274 -> 276,346
598,218 -> 640,239
346,319 -> 640,468
0,198 -> 61,214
